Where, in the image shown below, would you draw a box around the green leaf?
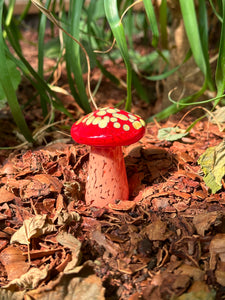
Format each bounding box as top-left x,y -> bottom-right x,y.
143,0 -> 159,48
179,0 -> 206,76
198,140 -> 225,193
158,127 -> 188,141
0,58 -> 21,100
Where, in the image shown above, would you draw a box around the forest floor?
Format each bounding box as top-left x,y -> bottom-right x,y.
0,28 -> 225,300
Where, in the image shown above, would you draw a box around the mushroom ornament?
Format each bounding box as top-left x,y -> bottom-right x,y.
71,107 -> 146,207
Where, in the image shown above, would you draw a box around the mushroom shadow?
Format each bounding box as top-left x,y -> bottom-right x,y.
125,144 -> 177,198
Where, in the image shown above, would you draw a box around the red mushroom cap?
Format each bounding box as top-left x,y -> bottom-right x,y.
71,107 -> 146,147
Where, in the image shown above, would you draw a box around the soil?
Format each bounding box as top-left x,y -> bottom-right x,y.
0,28 -> 225,300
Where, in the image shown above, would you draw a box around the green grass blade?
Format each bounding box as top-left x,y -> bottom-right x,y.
143,0 -> 159,48
5,25 -> 72,119
38,0 -> 51,117
126,1 -> 134,49
104,0 -> 132,111
215,0 -> 225,103
159,0 -> 167,49
5,0 -> 15,26
179,0 -> 206,76
31,0 -> 92,113
198,0 -> 214,90
3,2 -> 21,51
17,0 -> 32,24
65,0 -> 91,113
0,1 -> 33,142
209,0 -> 223,22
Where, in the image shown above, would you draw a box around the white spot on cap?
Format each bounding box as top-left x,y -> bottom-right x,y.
113,122 -> 121,129
140,119 -> 145,127
98,117 -> 110,128
132,121 -> 142,130
96,110 -> 107,116
75,117 -> 83,125
107,108 -> 119,113
92,117 -> 101,125
113,113 -> 129,121
86,115 -> 95,125
123,124 -> 130,131
128,114 -> 137,120
110,117 -> 118,122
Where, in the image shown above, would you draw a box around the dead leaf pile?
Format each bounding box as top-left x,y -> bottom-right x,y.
0,117 -> 225,299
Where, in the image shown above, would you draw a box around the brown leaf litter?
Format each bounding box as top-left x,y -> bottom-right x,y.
0,116 -> 225,299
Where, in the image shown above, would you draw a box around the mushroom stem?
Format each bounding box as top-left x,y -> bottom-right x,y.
85,146 -> 129,207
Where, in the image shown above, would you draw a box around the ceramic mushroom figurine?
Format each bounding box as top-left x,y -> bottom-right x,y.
71,107 -> 146,207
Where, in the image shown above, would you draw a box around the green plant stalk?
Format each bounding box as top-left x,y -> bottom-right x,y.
0,1 -> 33,142
104,0 -> 132,111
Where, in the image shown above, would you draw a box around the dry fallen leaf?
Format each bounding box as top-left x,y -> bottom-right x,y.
10,214 -> 56,245
209,233 -> 225,269
150,270 -> 190,296
0,289 -> 25,300
0,246 -> 29,280
198,139 -> 225,193
56,231 -> 81,272
215,269 -> 225,287
142,218 -> 173,241
0,187 -> 20,204
193,211 -> 223,236
56,210 -> 80,226
26,261 -> 105,300
22,174 -> 63,199
175,264 -> 204,281
3,265 -> 49,290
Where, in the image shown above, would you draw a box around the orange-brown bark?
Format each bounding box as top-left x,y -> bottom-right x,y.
85,146 -> 129,207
